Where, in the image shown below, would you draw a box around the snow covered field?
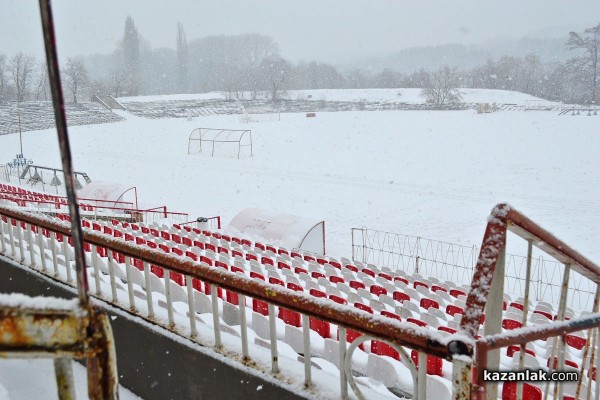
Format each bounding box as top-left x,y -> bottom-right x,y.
119,88 -> 556,106
0,90 -> 598,262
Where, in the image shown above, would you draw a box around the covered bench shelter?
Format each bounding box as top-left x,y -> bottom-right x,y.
227,208 -> 326,255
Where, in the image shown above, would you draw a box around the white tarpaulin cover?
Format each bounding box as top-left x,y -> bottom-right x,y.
77,181 -> 136,208
227,208 -> 325,255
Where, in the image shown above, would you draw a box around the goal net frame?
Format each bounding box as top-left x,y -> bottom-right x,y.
188,128 -> 253,159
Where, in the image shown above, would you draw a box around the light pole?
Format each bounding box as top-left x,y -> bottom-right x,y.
17,96 -> 23,156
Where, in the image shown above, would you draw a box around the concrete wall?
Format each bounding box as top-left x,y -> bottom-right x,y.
0,256 -> 307,400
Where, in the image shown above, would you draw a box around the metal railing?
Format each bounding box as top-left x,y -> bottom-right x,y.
0,204 -> 472,399
4,203 -> 600,399
462,203 -> 600,400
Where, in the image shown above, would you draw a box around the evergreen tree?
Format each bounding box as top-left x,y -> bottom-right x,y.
176,22 -> 189,93
120,16 -> 141,96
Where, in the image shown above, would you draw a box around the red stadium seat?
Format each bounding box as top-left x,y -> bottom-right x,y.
329,295 -> 347,305
170,271 -> 184,286
205,243 -> 216,253
446,305 -> 464,316
354,303 -> 373,314
509,302 -> 524,311
394,276 -> 409,285
380,312 -> 401,324
277,261 -> 291,270
370,285 -> 387,296
344,264 -> 358,273
547,357 -> 578,370
565,334 -> 586,350
287,282 -> 304,292
371,340 -> 400,361
231,250 -> 243,258
420,298 -> 439,310
407,318 -> 427,328
310,318 -> 330,338
361,268 -> 375,278
411,350 -> 443,376
329,275 -> 344,284
250,271 -> 265,281
533,310 -> 552,320
311,271 -> 326,280
506,345 -> 535,358
231,266 -> 245,274
215,261 -> 228,270
349,281 -> 366,290
393,291 -> 410,303
294,267 -> 308,275
449,289 -> 466,298
225,291 -> 239,305
269,277 -> 284,286
378,273 -> 392,281
414,281 -> 429,290
278,308 -> 301,327
501,382 -> 541,400
502,319 -> 522,330
310,289 -> 327,298
217,246 -> 229,255
438,326 -> 456,334
261,256 -> 274,266
252,299 -> 268,316
200,256 -> 213,266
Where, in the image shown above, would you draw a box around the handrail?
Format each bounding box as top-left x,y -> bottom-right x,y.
0,204 -> 467,360
460,203 -> 600,339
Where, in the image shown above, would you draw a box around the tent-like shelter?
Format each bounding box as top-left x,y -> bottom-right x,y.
227,208 -> 326,255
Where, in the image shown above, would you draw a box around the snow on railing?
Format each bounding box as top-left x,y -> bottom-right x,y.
0,205 -> 471,400
463,203 -> 600,400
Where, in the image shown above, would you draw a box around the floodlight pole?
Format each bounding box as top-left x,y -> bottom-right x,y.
17,97 -> 23,156
39,0 -> 90,307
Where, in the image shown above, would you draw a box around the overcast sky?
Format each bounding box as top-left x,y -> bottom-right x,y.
2,0 -> 599,64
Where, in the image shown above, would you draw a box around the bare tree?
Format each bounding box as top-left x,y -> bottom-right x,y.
567,23 -> 600,104
422,66 -> 462,109
259,56 -> 291,100
34,61 -> 49,101
9,53 -> 36,102
109,68 -> 126,97
0,54 -> 7,103
63,57 -> 89,103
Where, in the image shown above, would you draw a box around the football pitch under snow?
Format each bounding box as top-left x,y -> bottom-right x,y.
0,102 -> 599,263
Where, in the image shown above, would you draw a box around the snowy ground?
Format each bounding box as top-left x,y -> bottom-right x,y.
0,90 -> 598,262
119,88 -> 557,106
0,359 -> 140,400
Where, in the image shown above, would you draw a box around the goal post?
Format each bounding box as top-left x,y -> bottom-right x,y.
188,128 -> 253,159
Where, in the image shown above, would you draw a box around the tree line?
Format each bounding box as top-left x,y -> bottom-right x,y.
0,18 -> 598,106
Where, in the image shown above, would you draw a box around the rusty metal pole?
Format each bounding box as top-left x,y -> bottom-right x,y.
38,0 -> 89,307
